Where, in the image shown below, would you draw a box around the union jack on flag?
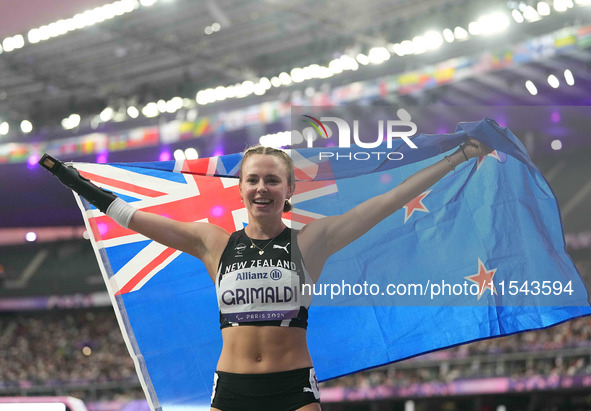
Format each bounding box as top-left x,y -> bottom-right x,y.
70,119 -> 590,411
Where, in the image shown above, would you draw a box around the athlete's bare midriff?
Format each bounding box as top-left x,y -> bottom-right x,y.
216,326 -> 312,373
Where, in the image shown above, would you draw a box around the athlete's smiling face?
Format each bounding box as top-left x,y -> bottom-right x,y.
240,154 -> 293,220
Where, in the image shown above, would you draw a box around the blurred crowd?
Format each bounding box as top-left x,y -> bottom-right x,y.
322,316 -> 591,389
0,309 -> 137,399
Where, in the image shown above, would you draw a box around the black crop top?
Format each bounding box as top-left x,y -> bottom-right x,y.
215,227 -> 313,329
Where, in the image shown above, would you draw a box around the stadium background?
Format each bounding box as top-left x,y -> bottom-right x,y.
1,0 -> 591,410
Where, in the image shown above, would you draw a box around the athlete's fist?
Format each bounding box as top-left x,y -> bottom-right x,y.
461,138 -> 493,159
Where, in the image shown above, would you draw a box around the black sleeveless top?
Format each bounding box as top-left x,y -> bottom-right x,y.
215,227 -> 313,329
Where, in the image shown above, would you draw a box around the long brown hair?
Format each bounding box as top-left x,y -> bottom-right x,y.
239,146 -> 295,213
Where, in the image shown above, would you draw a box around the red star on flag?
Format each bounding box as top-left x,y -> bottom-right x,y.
403,190 -> 431,223
476,150 -> 502,170
465,258 -> 497,300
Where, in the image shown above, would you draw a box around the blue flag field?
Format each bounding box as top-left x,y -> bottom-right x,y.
70,118 -> 591,410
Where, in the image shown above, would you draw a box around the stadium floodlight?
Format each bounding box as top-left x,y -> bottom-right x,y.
12,35 -> 25,48
442,28 -> 455,43
100,4 -> 117,20
511,9 -> 525,23
62,114 -> 81,130
368,46 -> 390,63
259,131 -> 293,148
279,72 -> 292,85
214,86 -> 228,101
328,58 -> 344,74
547,74 -> 560,88
453,26 -> 469,40
184,147 -> 198,160
525,80 -> 538,95
301,64 -> 317,79
468,21 -> 482,35
2,37 -> 15,52
233,84 -> 247,99
20,120 -> 33,133
290,68 -> 306,83
173,149 -> 185,160
100,107 -> 114,122
390,44 -> 404,57
564,69 -> 575,85
28,29 -> 42,43
302,64 -> 316,79
240,80 -> 255,96
253,83 -> 266,96
141,102 -> 159,117
270,76 -> 282,87
339,55 -> 359,71
553,0 -> 569,11
166,97 -> 183,113
224,85 -> 237,99
0,122 -> 8,135
259,77 -> 272,89
537,1 -> 552,15
400,39 -> 415,55
71,13 -> 89,29
523,6 -> 541,21
316,66 -> 334,78
326,65 -> 337,78
356,53 -> 370,64
195,90 -> 208,105
477,12 -> 510,34
69,114 -> 81,128
411,36 -> 427,54
551,139 -> 563,150
127,106 -> 140,118
424,31 -> 444,50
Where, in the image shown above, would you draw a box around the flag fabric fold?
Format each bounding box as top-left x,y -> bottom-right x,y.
70,118 -> 590,410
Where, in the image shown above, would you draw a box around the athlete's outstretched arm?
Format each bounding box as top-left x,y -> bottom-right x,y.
39,154 -> 228,279
298,139 -> 492,279
127,211 -> 229,277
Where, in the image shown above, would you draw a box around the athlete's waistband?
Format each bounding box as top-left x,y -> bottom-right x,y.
215,366 -> 313,379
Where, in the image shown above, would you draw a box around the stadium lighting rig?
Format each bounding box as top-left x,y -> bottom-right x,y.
0,0 -> 590,137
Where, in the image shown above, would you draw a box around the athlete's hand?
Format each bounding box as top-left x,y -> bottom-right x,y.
461,138 -> 493,159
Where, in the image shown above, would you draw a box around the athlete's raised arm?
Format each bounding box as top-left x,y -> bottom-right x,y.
297,138 -> 492,280
39,154 -> 229,280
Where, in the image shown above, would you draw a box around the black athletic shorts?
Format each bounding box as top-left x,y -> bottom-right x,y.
210,367 -> 321,411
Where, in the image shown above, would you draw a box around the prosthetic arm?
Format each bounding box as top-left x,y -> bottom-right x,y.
39,153 -> 136,227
